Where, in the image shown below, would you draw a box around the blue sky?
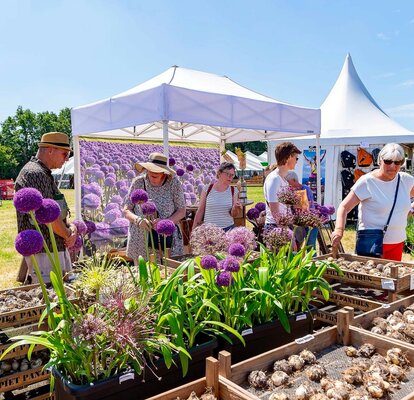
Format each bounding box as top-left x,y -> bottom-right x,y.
1,0 -> 413,130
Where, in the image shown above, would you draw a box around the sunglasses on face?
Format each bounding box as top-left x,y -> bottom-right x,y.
382,159 -> 404,166
222,171 -> 235,178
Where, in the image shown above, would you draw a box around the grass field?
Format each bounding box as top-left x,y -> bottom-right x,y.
0,187 -> 406,290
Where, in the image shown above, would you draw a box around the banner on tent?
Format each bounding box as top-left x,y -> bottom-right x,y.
302,149 -> 326,201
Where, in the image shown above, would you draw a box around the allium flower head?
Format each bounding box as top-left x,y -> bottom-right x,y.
14,188 -> 43,213
216,271 -> 232,287
247,207 -> 260,220
255,202 -> 266,212
225,227 -> 256,252
325,205 -> 335,215
228,243 -> 246,258
277,186 -> 300,206
156,219 -> 176,236
34,198 -> 61,224
200,255 -> 218,270
262,227 -> 293,252
73,220 -> 88,236
127,170 -> 136,179
84,220 -> 96,234
82,193 -> 101,210
186,164 -> 194,172
73,313 -> 106,342
104,208 -> 122,224
294,209 -> 323,227
104,177 -> 116,187
110,195 -> 123,205
110,218 -> 129,236
15,230 -> 44,256
276,210 -> 295,227
190,223 -> 227,255
69,235 -> 83,251
130,189 -> 148,204
222,256 -> 240,273
141,201 -> 157,216
176,168 -> 185,177
169,157 -> 176,166
104,203 -> 119,213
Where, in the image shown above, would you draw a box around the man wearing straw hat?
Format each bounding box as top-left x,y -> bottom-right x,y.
15,132 -> 77,283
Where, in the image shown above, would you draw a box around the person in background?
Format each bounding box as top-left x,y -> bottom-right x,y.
264,142 -> 301,228
15,132 -> 77,283
332,143 -> 414,261
123,152 -> 186,263
286,170 -> 318,250
192,162 -> 241,232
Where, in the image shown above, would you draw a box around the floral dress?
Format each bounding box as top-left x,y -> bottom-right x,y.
124,174 -> 185,260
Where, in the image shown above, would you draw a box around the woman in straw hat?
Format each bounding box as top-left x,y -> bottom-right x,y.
123,152 -> 186,263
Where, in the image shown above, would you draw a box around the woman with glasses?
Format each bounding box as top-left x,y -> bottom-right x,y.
192,162 -> 241,231
332,143 -> 414,261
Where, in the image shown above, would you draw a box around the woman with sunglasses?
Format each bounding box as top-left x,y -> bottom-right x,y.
332,143 -> 414,261
193,162 -> 241,231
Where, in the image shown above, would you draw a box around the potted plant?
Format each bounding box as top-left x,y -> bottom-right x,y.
2,188 -> 180,400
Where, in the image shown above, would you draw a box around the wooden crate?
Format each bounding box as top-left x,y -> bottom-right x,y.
218,313 -> 414,400
316,253 -> 414,302
313,304 -> 366,326
146,357 -> 252,400
0,365 -> 50,393
314,282 -> 386,312
0,284 -> 77,330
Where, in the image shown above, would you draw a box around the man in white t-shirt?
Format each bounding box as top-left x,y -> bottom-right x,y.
264,142 -> 302,226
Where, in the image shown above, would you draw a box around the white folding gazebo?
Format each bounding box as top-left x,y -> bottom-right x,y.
71,66 -> 321,216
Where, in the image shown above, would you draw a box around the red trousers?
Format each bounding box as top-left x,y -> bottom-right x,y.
382,242 -> 404,261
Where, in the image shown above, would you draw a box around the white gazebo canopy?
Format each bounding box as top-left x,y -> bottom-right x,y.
71,66 -> 322,216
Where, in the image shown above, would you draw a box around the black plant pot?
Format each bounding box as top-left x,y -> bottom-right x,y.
53,334 -> 217,400
216,307 -> 315,364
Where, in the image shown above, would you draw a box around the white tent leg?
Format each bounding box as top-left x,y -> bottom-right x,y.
163,120 -> 169,160
316,134 -> 322,204
219,139 -> 226,161
74,136 -> 82,220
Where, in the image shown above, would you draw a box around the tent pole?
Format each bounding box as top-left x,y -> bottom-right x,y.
219,138 -> 226,161
316,133 -> 322,204
74,136 -> 82,220
162,120 -> 169,160
57,162 -> 67,189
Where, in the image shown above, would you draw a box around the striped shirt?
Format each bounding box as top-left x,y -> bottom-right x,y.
204,185 -> 235,229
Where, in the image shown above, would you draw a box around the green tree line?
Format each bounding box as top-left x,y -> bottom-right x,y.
0,106 -> 72,179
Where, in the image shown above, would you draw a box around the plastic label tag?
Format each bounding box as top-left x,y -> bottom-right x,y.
296,314 -> 307,321
295,334 -> 314,344
382,304 -> 391,309
410,274 -> 414,291
241,328 -> 253,336
381,279 -> 395,290
119,373 -> 135,384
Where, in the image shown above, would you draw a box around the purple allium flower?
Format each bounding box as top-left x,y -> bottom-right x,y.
82,193 -> 101,209
15,230 -> 44,256
73,220 -> 88,236
276,210 -> 295,226
110,218 -> 129,235
176,168 -> 185,177
94,170 -> 105,180
247,207 -> 260,220
225,227 -> 256,252
216,271 -> 232,287
127,170 -> 136,179
104,177 -> 116,187
69,235 -> 83,251
156,219 -> 176,236
91,222 -> 111,240
325,205 -> 335,215
130,189 -> 148,204
200,255 -> 218,270
84,220 -> 96,234
255,202 -> 266,212
34,198 -> 61,224
119,187 -> 129,198
86,182 -> 103,197
186,164 -> 194,172
190,223 -> 228,256
228,243 -> 246,258
222,256 -> 240,272
104,208 -> 122,224
141,201 -> 157,216
13,188 -> 43,213
104,203 -> 119,213
110,195 -> 123,205
169,157 -> 176,166
73,313 -> 106,342
294,209 -> 323,227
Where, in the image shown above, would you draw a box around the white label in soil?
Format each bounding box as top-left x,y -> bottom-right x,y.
296,314 -> 307,321
119,373 -> 135,384
241,328 -> 253,336
381,279 -> 395,290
